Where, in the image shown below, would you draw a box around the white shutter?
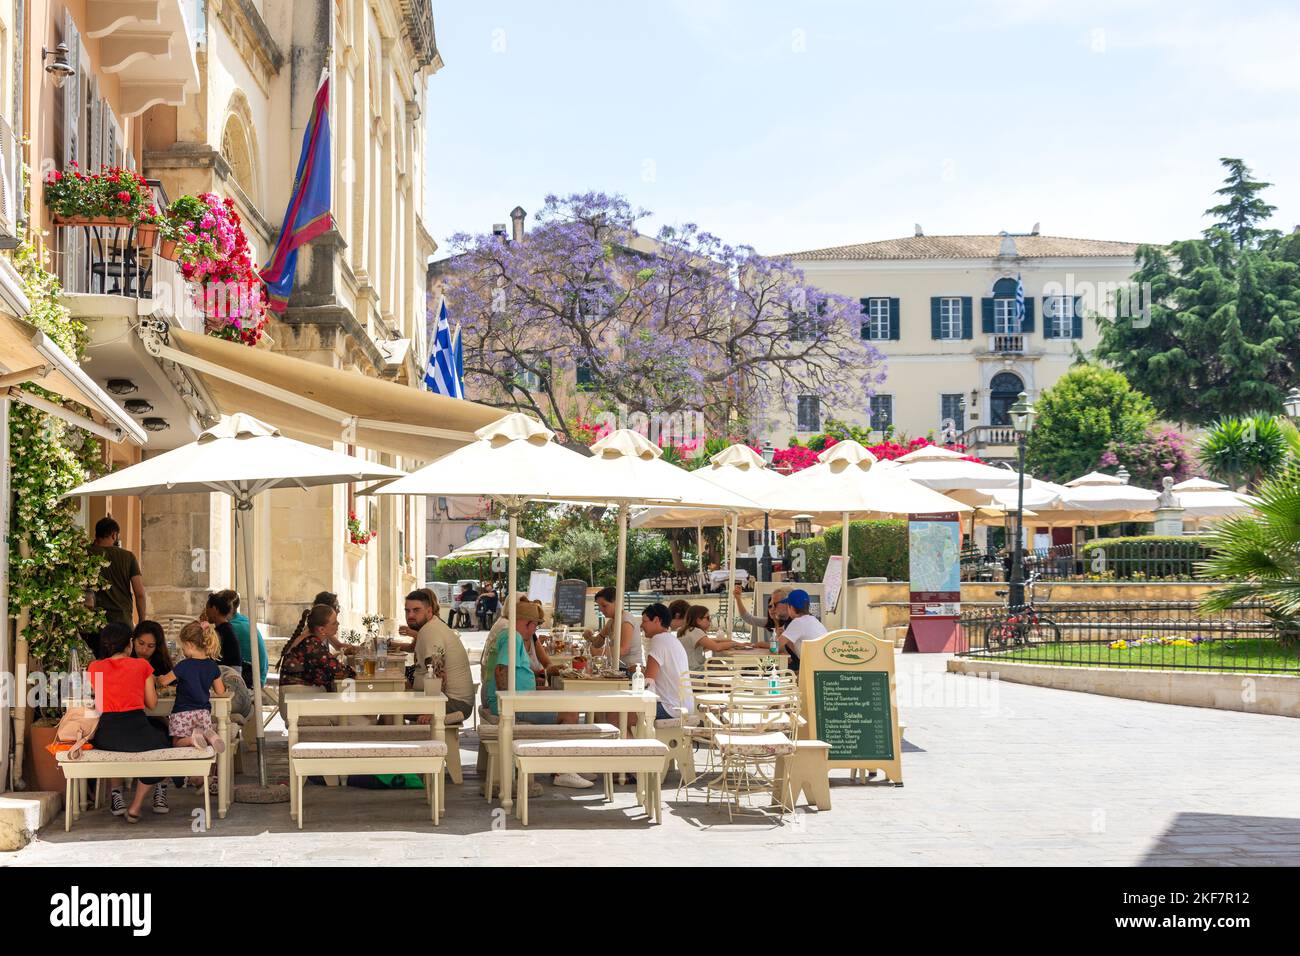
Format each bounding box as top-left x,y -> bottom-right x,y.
104,104 -> 120,167
89,79 -> 103,173
62,11 -> 85,290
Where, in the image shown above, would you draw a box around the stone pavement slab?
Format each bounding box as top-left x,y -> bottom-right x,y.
5,652 -> 1298,866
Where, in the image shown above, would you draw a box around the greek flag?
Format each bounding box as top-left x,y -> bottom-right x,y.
424,300 -> 464,398
1015,273 -> 1026,330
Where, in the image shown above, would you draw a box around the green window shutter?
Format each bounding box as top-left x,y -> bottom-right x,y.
889,298 -> 900,340
1041,297 -> 1055,338
859,298 -> 870,340
1072,296 -> 1084,338
960,297 -> 973,339
981,297 -> 994,333
929,297 -> 941,339
1021,297 -> 1035,333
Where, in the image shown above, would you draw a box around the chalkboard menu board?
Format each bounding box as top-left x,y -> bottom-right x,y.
813,670 -> 895,761
553,579 -> 588,626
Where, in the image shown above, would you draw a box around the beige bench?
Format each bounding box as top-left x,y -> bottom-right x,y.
512,738 -> 669,826
57,747 -> 217,832
653,715 -> 701,785
478,720 -> 622,801
774,739 -> 832,811
297,722 -> 465,784
288,740 -> 447,829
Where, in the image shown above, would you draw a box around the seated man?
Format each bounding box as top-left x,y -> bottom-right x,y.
641,603 -> 694,722
772,589 -> 827,671
486,598 -> 591,790
393,589 -> 475,725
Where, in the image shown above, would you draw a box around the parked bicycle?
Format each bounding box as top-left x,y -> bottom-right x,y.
984,570 -> 1061,650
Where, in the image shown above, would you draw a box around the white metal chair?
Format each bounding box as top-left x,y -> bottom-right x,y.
704,671 -> 799,820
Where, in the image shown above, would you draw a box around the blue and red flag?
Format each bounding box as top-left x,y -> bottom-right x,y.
260,71 -> 333,313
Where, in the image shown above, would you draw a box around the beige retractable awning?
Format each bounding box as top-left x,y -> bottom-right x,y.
0,312 -> 147,444
159,328 -> 506,460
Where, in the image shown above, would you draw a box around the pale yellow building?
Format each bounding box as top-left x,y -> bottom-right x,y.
778,230 -> 1142,462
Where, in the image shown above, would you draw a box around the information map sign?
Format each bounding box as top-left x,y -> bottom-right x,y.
798,629 -> 902,785
905,512 -> 963,652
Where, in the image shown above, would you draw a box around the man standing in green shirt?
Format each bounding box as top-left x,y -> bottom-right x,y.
87,517 -> 146,628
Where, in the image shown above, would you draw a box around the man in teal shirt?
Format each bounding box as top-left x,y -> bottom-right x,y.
487,599 -> 591,789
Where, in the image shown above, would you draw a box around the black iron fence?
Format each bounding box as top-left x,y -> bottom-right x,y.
962,541 -> 1225,583
957,600 -> 1300,674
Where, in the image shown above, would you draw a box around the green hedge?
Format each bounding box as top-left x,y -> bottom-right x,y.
1078,536 -> 1217,580
786,519 -> 908,582
433,556 -> 485,583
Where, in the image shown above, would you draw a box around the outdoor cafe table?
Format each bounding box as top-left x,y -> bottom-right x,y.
284,690 -> 447,821
556,675 -> 633,727
496,689 -> 658,812
147,691 -> 234,819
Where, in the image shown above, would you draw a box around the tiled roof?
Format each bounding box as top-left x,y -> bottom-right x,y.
784,234 -> 1143,261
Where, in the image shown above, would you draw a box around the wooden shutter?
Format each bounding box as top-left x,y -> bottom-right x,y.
858,298 -> 870,340
961,296 -> 973,339
1042,297 -> 1055,338
1072,296 -> 1084,339
89,81 -> 103,173
1021,298 -> 1035,333
981,297 -> 994,333
929,297 -> 941,339
62,12 -> 85,290
888,298 -> 900,340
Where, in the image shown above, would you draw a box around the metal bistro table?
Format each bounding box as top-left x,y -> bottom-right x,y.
496,689 -> 658,812
284,690 -> 447,822
147,692 -> 235,819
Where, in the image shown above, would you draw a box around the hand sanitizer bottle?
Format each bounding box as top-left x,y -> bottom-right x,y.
769,629 -> 779,655
631,664 -> 645,693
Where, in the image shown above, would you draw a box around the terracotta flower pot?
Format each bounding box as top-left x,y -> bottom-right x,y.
52,215 -> 158,247
23,722 -> 66,794
157,238 -> 179,261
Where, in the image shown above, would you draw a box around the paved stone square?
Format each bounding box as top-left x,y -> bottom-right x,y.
7,653 -> 1299,866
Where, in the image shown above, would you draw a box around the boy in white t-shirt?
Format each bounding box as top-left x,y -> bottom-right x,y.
774,589 -> 827,670
641,602 -> 694,721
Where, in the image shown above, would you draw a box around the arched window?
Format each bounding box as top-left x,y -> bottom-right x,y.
990,276 -> 1024,334
221,101 -> 259,207
989,371 -> 1024,427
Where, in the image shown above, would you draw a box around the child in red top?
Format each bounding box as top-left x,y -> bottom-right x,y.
87,623 -> 170,823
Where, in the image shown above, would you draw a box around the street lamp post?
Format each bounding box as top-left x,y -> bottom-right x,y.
760,440 -> 776,583
1008,391 -> 1036,609
1284,387 -> 1300,421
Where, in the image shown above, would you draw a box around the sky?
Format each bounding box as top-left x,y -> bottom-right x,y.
423,1 -> 1300,257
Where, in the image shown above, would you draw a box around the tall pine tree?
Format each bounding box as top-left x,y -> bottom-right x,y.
1096,158 -> 1300,425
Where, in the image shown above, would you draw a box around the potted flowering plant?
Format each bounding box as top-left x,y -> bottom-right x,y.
348,511 -> 377,545
43,163 -> 159,242
156,194 -> 213,261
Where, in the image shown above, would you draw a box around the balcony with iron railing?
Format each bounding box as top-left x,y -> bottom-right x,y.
56,179 -> 201,332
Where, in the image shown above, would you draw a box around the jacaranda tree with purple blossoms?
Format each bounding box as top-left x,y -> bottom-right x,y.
433,192 -> 886,446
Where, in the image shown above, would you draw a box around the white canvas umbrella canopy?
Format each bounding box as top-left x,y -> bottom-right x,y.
444,528 -> 543,558
1058,470 -> 1161,525
756,441 -> 972,626
578,430 -> 766,656
888,444 -> 1021,491
1171,476 -> 1259,528
67,413 -> 406,784
362,414 -> 684,692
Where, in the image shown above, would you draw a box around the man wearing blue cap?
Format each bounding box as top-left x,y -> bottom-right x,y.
773,589 -> 826,670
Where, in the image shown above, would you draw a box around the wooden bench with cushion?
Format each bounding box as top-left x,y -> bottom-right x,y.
512,738 -> 669,826
57,747 -> 217,832
653,715 -> 702,785
477,720 -> 623,801
774,739 -> 832,811
297,722 -> 465,784
288,739 -> 447,829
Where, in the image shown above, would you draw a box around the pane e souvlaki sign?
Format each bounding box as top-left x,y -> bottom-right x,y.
797,629 -> 903,786
905,511 -> 963,653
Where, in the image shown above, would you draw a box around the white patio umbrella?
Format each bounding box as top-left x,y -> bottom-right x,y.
1059,470 -> 1161,526
756,441 -> 972,626
1171,477 -> 1259,529
361,413 -> 686,693
577,430 -> 766,660
67,413 -> 406,784
888,444 -> 1020,490
443,527 -> 544,558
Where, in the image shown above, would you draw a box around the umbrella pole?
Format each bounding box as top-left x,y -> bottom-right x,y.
508,510 -> 518,692
840,511 -> 850,629
238,496 -> 267,787
613,503 -> 628,673
724,513 -> 738,638
696,522 -> 702,593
